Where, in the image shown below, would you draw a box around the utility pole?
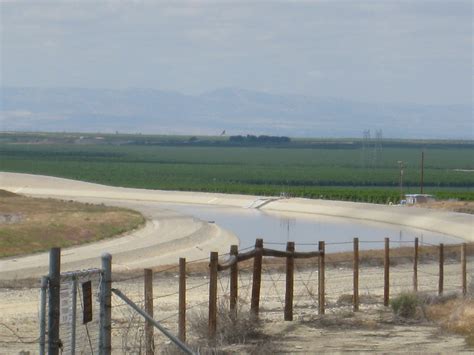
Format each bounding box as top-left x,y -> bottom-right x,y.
397,161 -> 404,203
420,151 -> 424,194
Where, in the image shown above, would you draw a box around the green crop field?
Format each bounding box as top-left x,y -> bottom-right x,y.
0,132 -> 473,203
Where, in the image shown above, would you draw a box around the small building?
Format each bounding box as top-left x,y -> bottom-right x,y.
405,194 -> 435,205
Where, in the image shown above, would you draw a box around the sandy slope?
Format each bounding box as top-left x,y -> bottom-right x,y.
0,172 -> 472,281
0,174 -> 240,280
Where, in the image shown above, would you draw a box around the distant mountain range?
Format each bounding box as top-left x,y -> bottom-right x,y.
1,87 -> 472,139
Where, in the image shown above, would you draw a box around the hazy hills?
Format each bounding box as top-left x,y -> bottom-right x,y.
1,87 -> 472,139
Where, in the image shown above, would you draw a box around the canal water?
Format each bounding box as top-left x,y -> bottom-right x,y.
157,203 -> 462,252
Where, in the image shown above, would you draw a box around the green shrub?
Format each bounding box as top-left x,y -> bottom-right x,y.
390,292 -> 419,318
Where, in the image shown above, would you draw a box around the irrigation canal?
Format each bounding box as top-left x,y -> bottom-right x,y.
157,203 -> 461,252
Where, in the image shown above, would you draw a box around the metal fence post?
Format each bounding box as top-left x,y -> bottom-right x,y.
71,276 -> 78,355
39,276 -> 48,355
100,253 -> 112,355
48,247 -> 61,355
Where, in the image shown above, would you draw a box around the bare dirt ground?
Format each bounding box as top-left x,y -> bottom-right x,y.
416,200 -> 474,215
1,257 -> 472,354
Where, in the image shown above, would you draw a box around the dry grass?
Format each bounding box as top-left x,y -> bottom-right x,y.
416,200 -> 474,214
386,292 -> 474,345
0,190 -> 145,257
188,300 -> 263,348
424,296 -> 474,345
0,190 -> 17,198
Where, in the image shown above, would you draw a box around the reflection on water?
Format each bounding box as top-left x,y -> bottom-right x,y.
157,203 -> 462,252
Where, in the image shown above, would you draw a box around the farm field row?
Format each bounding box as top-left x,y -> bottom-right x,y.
0,141 -> 473,203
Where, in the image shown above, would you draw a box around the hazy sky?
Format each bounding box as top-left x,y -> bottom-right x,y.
1,0 -> 472,105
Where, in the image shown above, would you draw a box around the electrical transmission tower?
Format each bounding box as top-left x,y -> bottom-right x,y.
361,129 -> 371,168
373,129 -> 383,167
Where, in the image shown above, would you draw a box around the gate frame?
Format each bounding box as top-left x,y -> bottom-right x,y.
40,249 -> 105,355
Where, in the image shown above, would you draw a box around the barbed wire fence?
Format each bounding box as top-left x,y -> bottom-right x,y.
107,238 -> 472,353
1,239 -> 472,354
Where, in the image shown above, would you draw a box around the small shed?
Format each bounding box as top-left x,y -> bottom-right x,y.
405,194 -> 435,205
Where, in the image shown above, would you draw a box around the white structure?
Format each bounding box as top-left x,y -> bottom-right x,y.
405,194 -> 435,205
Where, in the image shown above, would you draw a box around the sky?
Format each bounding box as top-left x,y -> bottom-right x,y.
1,0 -> 472,105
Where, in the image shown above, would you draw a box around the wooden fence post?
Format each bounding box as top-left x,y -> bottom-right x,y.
229,245 -> 239,318
413,238 -> 419,292
208,252 -> 218,339
462,243 -> 467,296
439,243 -> 444,295
318,241 -> 325,315
384,238 -> 390,307
284,241 -> 295,321
179,258 -> 186,342
251,239 -> 263,318
353,238 -> 359,312
144,269 -> 154,355
48,248 -> 61,355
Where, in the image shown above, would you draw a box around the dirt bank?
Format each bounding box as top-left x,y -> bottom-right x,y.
1,172 -> 472,243
1,172 -> 472,281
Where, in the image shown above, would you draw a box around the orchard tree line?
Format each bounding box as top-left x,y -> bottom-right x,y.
229,135 -> 291,144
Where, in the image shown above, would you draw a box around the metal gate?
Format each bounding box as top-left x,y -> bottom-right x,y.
40,268 -> 102,355
39,249 -> 110,355
39,249 -> 194,355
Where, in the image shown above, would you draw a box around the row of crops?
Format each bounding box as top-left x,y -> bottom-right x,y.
0,142 -> 472,203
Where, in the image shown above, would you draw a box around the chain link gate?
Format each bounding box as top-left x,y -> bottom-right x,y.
39,249 -> 111,355
40,269 -> 102,355
39,249 -> 191,355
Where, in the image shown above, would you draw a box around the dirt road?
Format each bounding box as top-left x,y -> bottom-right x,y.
1,260 -> 471,354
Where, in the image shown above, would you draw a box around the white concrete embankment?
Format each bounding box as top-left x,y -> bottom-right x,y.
261,198 -> 473,242
2,172 -> 472,242
0,172 -> 472,280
